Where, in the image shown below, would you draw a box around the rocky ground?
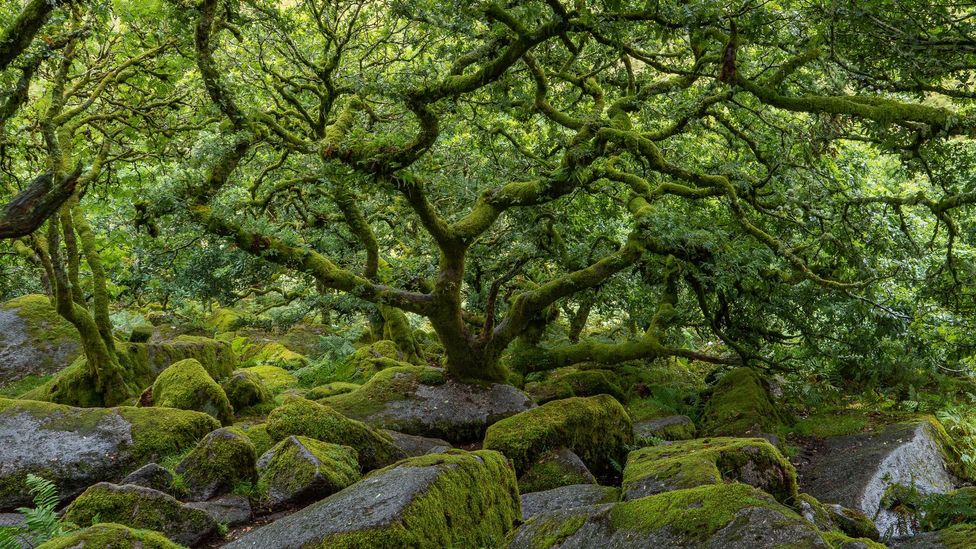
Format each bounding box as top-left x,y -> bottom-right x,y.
1,296 -> 975,548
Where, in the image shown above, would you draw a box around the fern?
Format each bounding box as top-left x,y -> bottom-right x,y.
10,474 -> 69,545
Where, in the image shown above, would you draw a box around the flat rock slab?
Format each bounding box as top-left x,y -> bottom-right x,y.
797,419 -> 958,538
383,430 -> 452,457
520,484 -> 619,520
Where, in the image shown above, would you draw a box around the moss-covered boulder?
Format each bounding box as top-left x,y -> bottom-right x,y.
323,365 -> 534,443
520,484 -> 619,521
225,450 -> 519,548
340,340 -> 413,383
634,415 -> 696,442
483,394 -> 632,479
0,294 -> 81,387
265,398 -> 405,471
121,463 -> 175,495
62,482 -> 217,546
243,341 -> 309,370
518,448 -> 597,494
622,437 -> 797,502
305,381 -> 360,399
151,359 -> 234,425
0,398 -> 219,510
701,367 -> 784,437
507,483 -> 885,549
23,336 -> 236,407
795,493 -> 880,542
797,417 -> 961,538
221,370 -> 272,411
257,435 -> 361,508
524,367 -> 626,404
36,523 -> 181,549
239,365 -> 297,395
129,324 -> 154,343
175,427 -> 257,501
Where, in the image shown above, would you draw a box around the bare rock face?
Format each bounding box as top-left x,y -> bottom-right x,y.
520,484 -> 618,520
323,366 -> 535,443
0,294 -> 81,386
797,418 -> 960,538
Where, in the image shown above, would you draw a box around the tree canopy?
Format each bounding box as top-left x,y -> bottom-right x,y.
3,0 -> 976,399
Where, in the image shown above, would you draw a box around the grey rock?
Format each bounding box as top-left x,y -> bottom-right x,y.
121,463 -> 174,494
326,369 -> 535,442
0,295 -> 81,386
255,435 -> 359,508
518,448 -> 596,493
383,429 -> 452,457
509,485 -> 830,549
889,531 -> 952,548
62,482 -> 217,547
520,484 -> 619,520
176,427 -> 257,502
226,466 -> 442,548
0,399 -> 218,510
186,495 -> 252,526
633,415 -> 696,441
798,419 -> 958,538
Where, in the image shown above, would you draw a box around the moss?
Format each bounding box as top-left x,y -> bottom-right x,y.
221,370 -> 272,411
209,307 -> 245,333
117,406 -> 222,464
610,483 -> 791,539
257,436 -> 360,505
240,365 -> 297,395
524,367 -> 626,404
265,397 -> 405,471
790,409 -> 871,438
61,483 -> 214,544
240,423 -> 274,456
306,382 -> 361,399
331,340 -> 414,384
483,394 -> 633,479
322,450 -> 519,548
244,341 -> 309,370
322,365 -> 445,419
176,427 -> 257,500
129,324 -> 154,343
0,373 -> 53,397
936,524 -> 976,549
701,367 -> 784,437
625,397 -> 677,422
151,359 -> 234,425
524,514 -> 589,548
22,337 -> 236,408
518,449 -> 595,494
621,437 -> 798,503
36,523 -> 182,549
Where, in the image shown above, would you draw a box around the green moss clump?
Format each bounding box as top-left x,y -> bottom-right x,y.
483,394 -> 633,479
936,524 -> 976,549
322,365 -> 445,419
208,306 -> 246,333
610,483 -> 789,539
20,357 -> 106,407
265,397 -> 405,471
175,427 -> 257,501
129,324 -> 154,343
701,368 -> 784,437
306,382 -> 361,399
245,341 -> 309,370
518,449 -> 596,494
791,409 -> 871,438
0,373 -> 53,397
61,483 -> 215,545
221,370 -> 272,411
323,340 -> 413,384
326,450 -> 520,548
151,359 -> 234,425
240,422 -> 274,456
240,365 -> 298,395
36,523 -> 182,549
117,405 -> 222,464
258,436 -> 360,506
621,437 -> 798,503
523,367 -> 626,404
